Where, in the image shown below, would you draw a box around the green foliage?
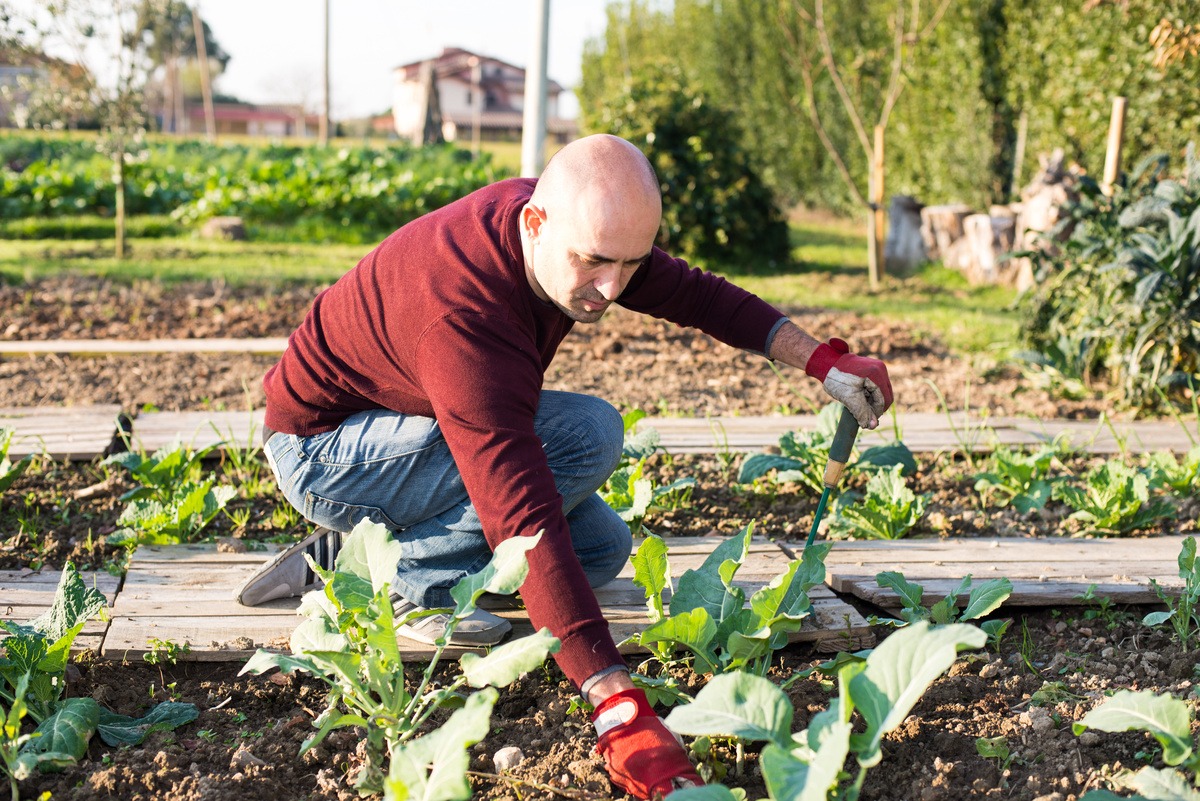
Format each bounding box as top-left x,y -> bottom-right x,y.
601,411 -> 695,534
874,571 -> 1013,646
1075,689 -> 1200,801
241,520 -> 560,798
1020,146 -> 1200,410
1,676 -> 35,801
1053,460 -> 1176,536
1143,537 -> 1200,650
665,622 -> 985,799
102,442 -> 236,545
0,428 -> 33,495
975,736 -> 1014,773
738,403 -> 917,494
1143,447 -> 1200,496
0,136 -> 504,244
973,444 -> 1061,513
585,62 -> 789,269
828,465 -> 928,541
624,527 -> 828,678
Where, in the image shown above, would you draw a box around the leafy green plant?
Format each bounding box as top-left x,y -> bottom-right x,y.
973,444 -> 1062,513
241,520 -> 560,798
1053,460 -> 1176,535
873,571 -> 1012,647
0,676 -> 34,801
0,428 -> 33,495
739,403 -> 917,494
1143,447 -> 1200,496
103,442 -> 236,545
0,565 -> 197,788
976,735 -> 1015,773
1075,689 -> 1200,800
623,526 -> 828,679
1143,536 -> 1200,650
601,410 -> 695,534
827,465 -> 929,540
665,622 -> 986,800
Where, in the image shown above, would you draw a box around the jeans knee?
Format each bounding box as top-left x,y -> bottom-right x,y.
579,396 -> 624,481
582,524 -> 633,589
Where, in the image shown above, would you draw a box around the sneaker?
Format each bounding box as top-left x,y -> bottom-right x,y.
234,527 -> 343,606
392,596 -> 512,647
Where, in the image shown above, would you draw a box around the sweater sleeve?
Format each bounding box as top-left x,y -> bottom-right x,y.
618,248 -> 787,355
413,310 -> 623,688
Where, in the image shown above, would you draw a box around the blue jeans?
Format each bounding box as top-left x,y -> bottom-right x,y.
264,390 -> 632,608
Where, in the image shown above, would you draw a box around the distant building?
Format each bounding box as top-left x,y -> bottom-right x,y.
392,47 -> 577,144
0,52 -> 93,129
178,101 -> 321,137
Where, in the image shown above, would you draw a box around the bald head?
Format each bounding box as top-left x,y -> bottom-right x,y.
531,134 -> 661,220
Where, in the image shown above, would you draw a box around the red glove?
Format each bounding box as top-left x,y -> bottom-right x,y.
804,337 -> 893,428
592,688 -> 703,799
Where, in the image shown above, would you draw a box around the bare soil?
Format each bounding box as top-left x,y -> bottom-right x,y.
4,277 -> 1197,801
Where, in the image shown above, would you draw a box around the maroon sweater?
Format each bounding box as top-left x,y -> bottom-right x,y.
264,178 -> 786,687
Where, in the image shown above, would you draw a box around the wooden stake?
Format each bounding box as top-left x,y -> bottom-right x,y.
192,6 -> 216,142
1101,96 -> 1127,196
867,125 -> 885,288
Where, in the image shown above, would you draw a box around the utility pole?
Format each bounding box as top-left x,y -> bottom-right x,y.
320,0 -> 330,145
520,0 -> 550,177
469,56 -> 482,158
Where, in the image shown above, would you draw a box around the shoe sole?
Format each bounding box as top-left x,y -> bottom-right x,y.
234,531 -> 332,605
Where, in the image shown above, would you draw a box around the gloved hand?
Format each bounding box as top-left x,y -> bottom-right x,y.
804,337 -> 893,429
593,688 -> 703,799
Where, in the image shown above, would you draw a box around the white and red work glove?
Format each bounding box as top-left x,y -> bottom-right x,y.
592,688 -> 703,799
804,337 -> 893,429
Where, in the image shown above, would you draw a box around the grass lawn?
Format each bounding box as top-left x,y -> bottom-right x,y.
0,213 -> 1020,356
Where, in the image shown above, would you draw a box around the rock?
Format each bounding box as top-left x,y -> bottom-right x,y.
1078,731 -> 1101,746
200,216 -> 246,241
979,660 -> 1004,679
315,768 -> 341,794
493,746 -> 524,772
230,744 -> 266,770
216,537 -> 248,553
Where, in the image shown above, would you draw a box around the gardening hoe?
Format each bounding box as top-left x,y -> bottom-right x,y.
804,405 -> 861,549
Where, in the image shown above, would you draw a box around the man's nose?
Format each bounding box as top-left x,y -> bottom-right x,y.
594,267 -> 623,301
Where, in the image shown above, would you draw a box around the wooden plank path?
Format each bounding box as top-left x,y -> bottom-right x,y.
4,406 -> 1194,461
1,569 -> 121,654
814,535 -> 1195,609
98,536 -> 875,661
0,405 -> 124,460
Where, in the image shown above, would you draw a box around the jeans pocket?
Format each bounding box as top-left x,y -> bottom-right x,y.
304,491 -> 401,533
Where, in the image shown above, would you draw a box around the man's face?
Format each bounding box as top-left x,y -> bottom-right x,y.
523,191 -> 660,324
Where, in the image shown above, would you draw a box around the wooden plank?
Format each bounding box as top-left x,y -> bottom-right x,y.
0,405 -> 123,460
842,577 -> 1165,607
130,410 -> 267,454
0,570 -> 121,592
129,543 -> 284,564
0,571 -> 118,655
0,338 -> 288,356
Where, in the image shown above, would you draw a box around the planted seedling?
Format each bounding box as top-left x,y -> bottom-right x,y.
601,410 -> 695,534
976,735 -> 1015,774
1143,536 -> 1200,650
828,465 -> 929,540
1074,688 -> 1200,800
103,441 -> 236,546
1076,584 -> 1126,630
738,403 -> 916,494
0,428 -> 33,496
1053,459 -> 1175,536
872,571 -> 1012,648
623,525 -> 828,679
665,622 -> 986,799
241,520 -> 560,798
973,443 -> 1063,513
1143,446 -> 1200,496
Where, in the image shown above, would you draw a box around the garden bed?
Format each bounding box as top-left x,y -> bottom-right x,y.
4,277 -> 1199,801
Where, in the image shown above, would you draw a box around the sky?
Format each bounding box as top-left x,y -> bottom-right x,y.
188,0 -> 614,120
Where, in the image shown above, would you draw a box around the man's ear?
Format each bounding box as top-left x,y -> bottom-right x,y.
522,204 -> 546,241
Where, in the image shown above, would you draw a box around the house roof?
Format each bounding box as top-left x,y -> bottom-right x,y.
394,46 -> 565,95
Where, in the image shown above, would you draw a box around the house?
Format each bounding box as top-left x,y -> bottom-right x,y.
0,52 -> 94,129
177,101 -> 321,137
392,47 -> 577,144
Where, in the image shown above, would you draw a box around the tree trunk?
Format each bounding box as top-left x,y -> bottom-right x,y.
114,145 -> 126,260
919,203 -> 973,261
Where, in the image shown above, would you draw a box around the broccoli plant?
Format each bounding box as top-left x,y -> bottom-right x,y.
873,571 -> 1013,647
827,465 -> 928,540
0,427 -> 32,495
1053,460 -> 1176,535
666,622 -> 986,800
102,442 -> 236,545
601,410 -> 695,534
622,526 -> 828,680
242,520 -> 560,798
973,444 -> 1061,513
1143,536 -> 1200,650
1075,688 -> 1200,800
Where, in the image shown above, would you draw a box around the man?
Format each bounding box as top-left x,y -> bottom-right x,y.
236,134 -> 892,798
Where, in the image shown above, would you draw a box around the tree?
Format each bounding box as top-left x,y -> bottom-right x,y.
133,0 -> 229,133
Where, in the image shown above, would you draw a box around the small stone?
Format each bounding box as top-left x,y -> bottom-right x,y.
216,537 -> 248,554
230,745 -> 266,770
315,768 -> 340,794
493,746 -> 524,772
200,216 -> 247,241
979,660 -> 1004,679
1101,647 -> 1115,659
1078,731 -> 1101,747
268,672 -> 292,687
1053,621 -> 1067,634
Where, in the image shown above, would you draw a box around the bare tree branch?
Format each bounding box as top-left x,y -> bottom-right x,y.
814,0 -> 872,159
917,0 -> 953,43
879,0 -> 907,131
